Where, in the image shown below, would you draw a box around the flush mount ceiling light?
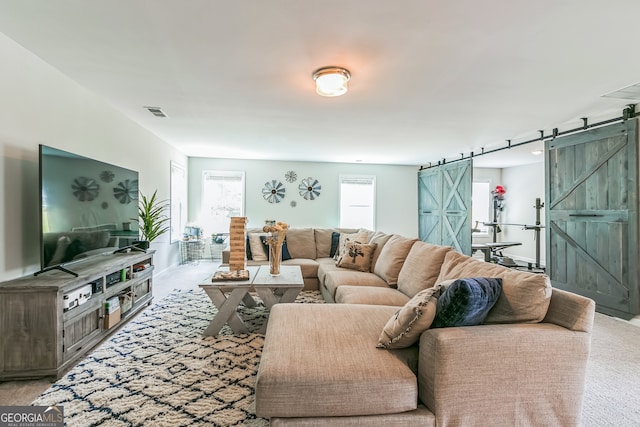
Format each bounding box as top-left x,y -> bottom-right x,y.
313,66 -> 350,97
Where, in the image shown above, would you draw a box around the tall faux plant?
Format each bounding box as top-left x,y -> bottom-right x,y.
138,190 -> 170,242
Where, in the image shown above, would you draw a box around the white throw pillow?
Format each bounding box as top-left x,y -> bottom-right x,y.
248,233 -> 268,261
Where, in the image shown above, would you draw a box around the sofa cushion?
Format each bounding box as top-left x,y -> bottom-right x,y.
316,258 -> 342,284
323,270 -> 389,300
285,228 -> 317,259
397,242 -> 452,298
373,235 -> 418,287
432,277 -> 502,328
436,251 -> 552,323
336,241 -> 377,272
377,285 -> 443,349
368,231 -> 393,272
256,304 -> 419,418
314,228 -> 339,258
283,258 -> 319,279
336,285 -> 410,306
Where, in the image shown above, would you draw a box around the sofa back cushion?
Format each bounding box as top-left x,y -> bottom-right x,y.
368,231 -> 393,272
314,228 -> 338,258
373,234 -> 418,287
397,242 -> 452,297
286,228 -> 317,259
435,251 -> 552,323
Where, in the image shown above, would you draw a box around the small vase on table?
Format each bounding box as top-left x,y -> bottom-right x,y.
269,243 -> 282,276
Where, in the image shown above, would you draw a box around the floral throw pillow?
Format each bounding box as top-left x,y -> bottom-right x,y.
336,241 -> 377,272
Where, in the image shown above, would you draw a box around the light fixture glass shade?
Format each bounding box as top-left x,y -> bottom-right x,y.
313,67 -> 350,97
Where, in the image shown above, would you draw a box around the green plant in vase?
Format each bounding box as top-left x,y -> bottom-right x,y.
136,190 -> 170,249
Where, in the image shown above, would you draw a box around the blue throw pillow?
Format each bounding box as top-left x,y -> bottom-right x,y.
432,277 -> 502,328
259,236 -> 292,261
282,239 -> 292,260
329,232 -> 341,258
245,235 -> 253,260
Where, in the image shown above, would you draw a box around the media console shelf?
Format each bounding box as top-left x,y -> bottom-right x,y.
0,251 -> 154,380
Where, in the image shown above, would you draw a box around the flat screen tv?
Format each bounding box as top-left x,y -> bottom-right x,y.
38,144 -> 140,275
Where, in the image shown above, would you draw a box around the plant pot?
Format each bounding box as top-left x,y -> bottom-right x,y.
133,240 -> 150,250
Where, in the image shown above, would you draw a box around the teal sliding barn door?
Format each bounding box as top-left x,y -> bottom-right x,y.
546,120 -> 639,319
418,159 -> 472,255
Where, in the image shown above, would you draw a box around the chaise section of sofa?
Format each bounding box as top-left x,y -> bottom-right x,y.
255,304 -> 432,424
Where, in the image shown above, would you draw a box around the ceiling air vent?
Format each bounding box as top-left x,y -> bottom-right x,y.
144,106 -> 168,118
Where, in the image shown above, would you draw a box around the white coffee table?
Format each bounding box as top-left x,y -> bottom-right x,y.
199,265 -> 304,336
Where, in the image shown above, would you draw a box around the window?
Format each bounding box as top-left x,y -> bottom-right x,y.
170,161 -> 187,243
201,171 -> 245,235
472,181 -> 491,235
339,175 -> 375,229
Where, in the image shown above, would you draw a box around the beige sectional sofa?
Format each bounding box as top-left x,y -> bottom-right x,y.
245,228 -> 596,426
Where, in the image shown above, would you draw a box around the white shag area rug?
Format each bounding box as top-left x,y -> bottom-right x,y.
33,289 -> 324,427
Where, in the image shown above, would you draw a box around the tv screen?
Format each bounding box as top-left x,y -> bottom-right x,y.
39,145 -> 140,270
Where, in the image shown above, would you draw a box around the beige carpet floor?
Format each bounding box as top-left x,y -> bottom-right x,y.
581,312 -> 640,426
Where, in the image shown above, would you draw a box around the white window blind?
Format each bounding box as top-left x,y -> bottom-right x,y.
339,175 -> 376,229
201,171 -> 245,235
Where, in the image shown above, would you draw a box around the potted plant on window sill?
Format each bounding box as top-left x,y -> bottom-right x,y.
135,190 -> 170,250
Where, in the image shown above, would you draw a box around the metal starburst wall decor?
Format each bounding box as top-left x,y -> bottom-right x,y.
263,180 -> 286,203
299,177 -> 321,200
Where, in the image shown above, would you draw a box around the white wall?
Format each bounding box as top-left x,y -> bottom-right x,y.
189,158 -> 419,237
473,163 -> 545,265
500,162 -> 546,265
0,32 -> 186,282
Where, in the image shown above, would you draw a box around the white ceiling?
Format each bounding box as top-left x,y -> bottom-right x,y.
1,0 -> 639,167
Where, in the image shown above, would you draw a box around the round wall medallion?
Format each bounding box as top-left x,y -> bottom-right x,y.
285,170 -> 297,183
113,179 -> 138,204
72,177 -> 100,201
100,170 -> 115,183
299,177 -> 321,200
262,180 -> 285,203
